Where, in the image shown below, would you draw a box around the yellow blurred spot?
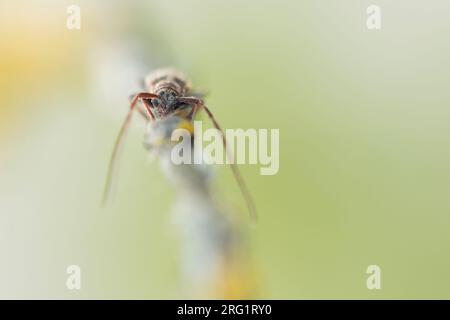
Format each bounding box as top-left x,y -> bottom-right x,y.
177,119 -> 194,136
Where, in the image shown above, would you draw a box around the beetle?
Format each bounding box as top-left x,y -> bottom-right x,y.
103,68 -> 257,222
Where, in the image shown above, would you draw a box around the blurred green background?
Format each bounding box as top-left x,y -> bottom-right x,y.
1,0 -> 449,299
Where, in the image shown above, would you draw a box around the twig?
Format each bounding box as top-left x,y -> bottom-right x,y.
144,114 -> 257,299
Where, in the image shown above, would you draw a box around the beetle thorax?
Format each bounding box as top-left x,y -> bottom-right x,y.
145,68 -> 190,96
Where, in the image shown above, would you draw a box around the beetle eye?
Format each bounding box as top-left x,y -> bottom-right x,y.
151,98 -> 161,107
